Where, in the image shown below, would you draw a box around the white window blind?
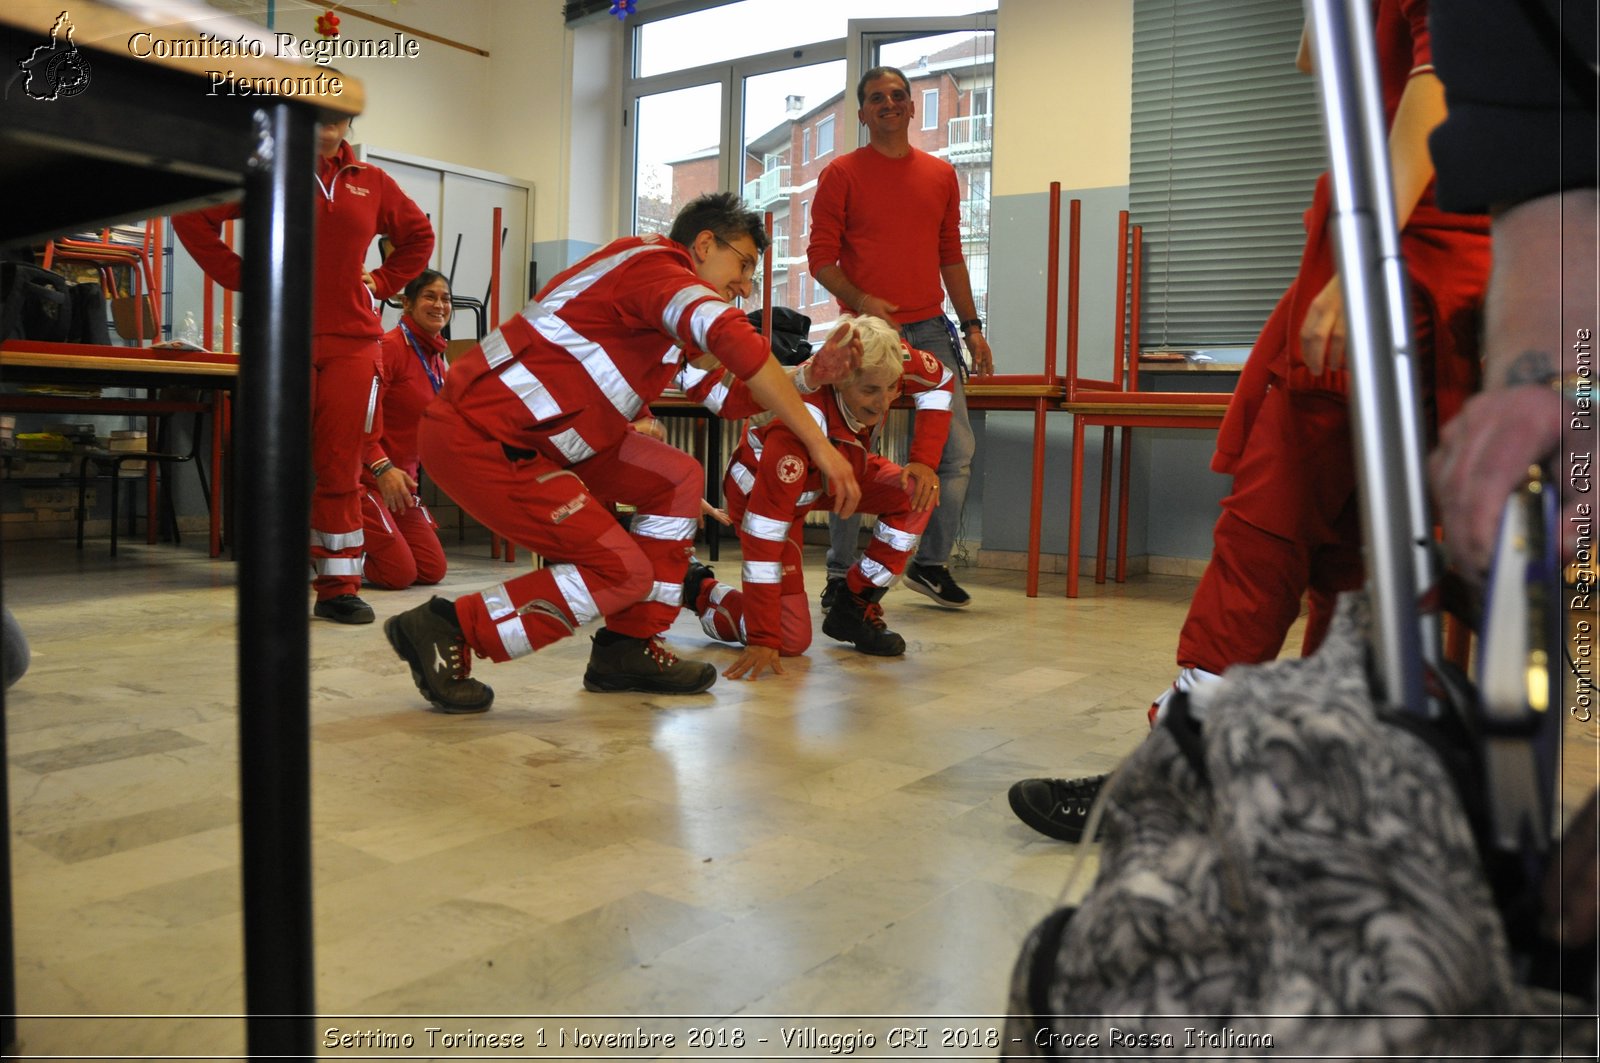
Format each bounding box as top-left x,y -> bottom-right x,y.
1130,0 -> 1327,349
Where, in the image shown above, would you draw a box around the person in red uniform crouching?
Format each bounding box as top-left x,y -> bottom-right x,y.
361,270 -> 453,590
172,115 -> 434,625
681,314 -> 953,681
382,192 -> 862,713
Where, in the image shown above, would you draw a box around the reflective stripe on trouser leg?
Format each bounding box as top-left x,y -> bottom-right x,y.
848,458 -> 934,594
311,527 -> 365,582
580,432 -> 704,639
698,582 -> 745,644
312,334 -> 384,598
457,565 -> 590,663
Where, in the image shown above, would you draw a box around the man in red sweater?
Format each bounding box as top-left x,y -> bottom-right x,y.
808,66 -> 993,611
382,193 -> 862,712
172,117 -> 434,625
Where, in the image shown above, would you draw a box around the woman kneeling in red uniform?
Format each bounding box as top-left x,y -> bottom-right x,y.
684,314 -> 953,681
361,270 -> 453,590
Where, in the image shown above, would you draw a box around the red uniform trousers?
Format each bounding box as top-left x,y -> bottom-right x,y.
696,525 -> 815,655
360,490 -> 446,590
419,402 -> 702,662
1176,234 -> 1484,674
696,456 -> 932,654
311,334 -> 383,601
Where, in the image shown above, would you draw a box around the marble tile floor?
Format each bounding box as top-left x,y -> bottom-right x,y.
0,536 -> 1594,1059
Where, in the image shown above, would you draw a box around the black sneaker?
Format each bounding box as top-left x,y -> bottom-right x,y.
821,586 -> 906,656
820,576 -> 846,611
682,560 -> 715,614
383,598 -> 495,713
904,562 -> 971,609
1007,774 -> 1108,842
583,632 -> 717,694
314,593 -> 375,624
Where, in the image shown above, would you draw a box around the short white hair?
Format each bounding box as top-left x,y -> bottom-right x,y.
828,314 -> 903,385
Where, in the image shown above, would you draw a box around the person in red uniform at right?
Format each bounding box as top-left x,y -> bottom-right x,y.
682,314 -> 954,680
361,269 -> 452,591
382,192 -> 861,713
172,115 -> 434,625
1008,0 -> 1491,843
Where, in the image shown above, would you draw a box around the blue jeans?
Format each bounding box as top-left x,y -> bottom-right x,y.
827,315 -> 975,578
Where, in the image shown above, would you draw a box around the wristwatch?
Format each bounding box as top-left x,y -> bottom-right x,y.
959,318 -> 983,333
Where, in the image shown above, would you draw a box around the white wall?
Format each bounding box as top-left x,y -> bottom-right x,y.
993,0 -> 1132,195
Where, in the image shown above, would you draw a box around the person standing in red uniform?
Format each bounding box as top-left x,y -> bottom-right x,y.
683,314 -> 954,680
172,116 -> 434,624
1009,0 -> 1492,843
361,269 -> 452,591
382,192 -> 862,713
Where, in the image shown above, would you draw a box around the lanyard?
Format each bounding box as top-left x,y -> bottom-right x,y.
399,322 -> 445,394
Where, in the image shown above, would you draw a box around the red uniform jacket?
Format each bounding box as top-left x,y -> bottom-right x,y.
724,343 -> 953,648
364,317 -> 447,483
439,234 -> 771,465
171,141 -> 433,340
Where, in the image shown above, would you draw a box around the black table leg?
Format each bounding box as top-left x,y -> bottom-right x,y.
237,101 -> 316,1060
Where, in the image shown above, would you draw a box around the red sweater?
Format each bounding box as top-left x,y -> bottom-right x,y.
364,316 -> 447,482
807,145 -> 965,324
171,141 -> 434,340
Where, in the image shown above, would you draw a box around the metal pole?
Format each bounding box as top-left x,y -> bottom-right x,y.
1305,0 -> 1438,717
237,100 -> 317,1057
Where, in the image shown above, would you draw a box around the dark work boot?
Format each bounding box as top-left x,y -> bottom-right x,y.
383,597 -> 494,713
821,584 -> 906,657
583,630 -> 717,694
682,559 -> 715,614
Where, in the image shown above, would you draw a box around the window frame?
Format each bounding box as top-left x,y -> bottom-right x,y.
816,114 -> 835,158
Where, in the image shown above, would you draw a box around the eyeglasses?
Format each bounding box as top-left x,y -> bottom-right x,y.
714,235 -> 758,280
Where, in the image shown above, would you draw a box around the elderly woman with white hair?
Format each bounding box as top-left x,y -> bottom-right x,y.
681,314 -> 954,680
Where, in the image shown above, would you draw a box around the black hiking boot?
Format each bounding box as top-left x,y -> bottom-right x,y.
821,584 -> 906,657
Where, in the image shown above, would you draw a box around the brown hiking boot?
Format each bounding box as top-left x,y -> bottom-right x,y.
384,598 -> 495,713
582,631 -> 717,694
821,585 -> 906,656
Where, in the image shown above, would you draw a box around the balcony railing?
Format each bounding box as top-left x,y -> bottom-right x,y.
742,165 -> 789,208
947,113 -> 993,150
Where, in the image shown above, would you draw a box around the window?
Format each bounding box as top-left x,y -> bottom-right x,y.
921,88 -> 938,130
630,0 -> 992,77
971,85 -> 991,115
1130,0 -> 1325,347
624,10 -> 996,338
